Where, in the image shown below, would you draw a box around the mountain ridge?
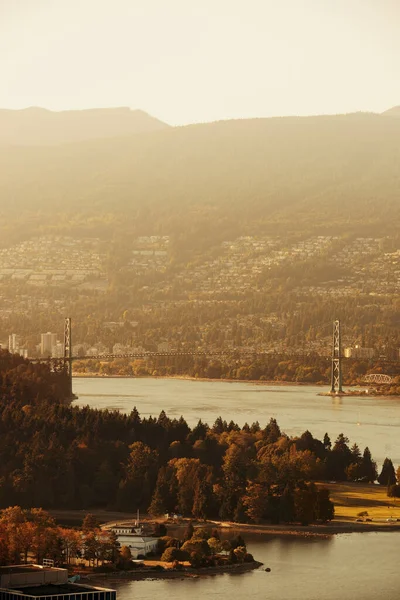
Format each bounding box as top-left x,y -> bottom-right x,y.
382,105 -> 400,117
0,106 -> 168,146
0,111 -> 399,253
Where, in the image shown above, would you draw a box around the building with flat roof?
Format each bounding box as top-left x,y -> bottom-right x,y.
40,333 -> 57,356
0,566 -> 116,600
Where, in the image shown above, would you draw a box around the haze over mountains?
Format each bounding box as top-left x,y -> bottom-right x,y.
0,105 -> 398,146
0,105 -> 399,357
0,106 -> 399,250
0,107 -> 168,146
383,105 -> 400,117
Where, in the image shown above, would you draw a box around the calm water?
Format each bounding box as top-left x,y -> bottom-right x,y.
74,378 -> 400,600
103,533 -> 399,600
73,377 -> 400,466
73,378 -> 400,599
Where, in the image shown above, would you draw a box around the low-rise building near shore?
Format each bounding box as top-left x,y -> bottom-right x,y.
109,525 -> 158,558
0,565 -> 116,600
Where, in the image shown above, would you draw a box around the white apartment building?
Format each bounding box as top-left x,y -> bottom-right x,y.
41,332 -> 57,356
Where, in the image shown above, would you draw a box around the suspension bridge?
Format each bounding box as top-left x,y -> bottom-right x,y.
29,318 -> 397,399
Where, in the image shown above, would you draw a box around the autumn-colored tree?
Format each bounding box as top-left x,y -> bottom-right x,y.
161,546 -> 187,562
118,545 -> 132,568
60,528 -> 82,564
0,523 -> 10,566
83,531 -> 101,567
82,513 -> 101,533
171,458 -> 202,516
243,483 -> 268,522
181,538 -> 210,557
0,507 -> 35,563
233,546 -> 246,563
207,537 -> 222,554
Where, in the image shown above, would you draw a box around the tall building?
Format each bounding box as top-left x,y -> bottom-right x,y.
344,345 -> 374,359
40,332 -> 57,356
8,333 -> 20,353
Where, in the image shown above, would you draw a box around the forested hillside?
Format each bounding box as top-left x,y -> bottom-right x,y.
0,112 -> 399,249
0,110 -> 399,359
0,395 -> 383,523
0,350 -> 70,405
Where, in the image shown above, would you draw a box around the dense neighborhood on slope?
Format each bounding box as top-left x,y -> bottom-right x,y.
0,106 -> 399,379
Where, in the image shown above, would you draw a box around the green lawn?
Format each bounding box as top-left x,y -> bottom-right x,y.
319,481 -> 400,520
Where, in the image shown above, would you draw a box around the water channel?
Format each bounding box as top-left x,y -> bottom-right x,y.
73,377 -> 400,466
73,378 -> 400,599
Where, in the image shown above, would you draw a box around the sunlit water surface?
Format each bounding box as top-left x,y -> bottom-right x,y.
100,533 -> 399,600
73,378 -> 400,466
73,379 -> 400,599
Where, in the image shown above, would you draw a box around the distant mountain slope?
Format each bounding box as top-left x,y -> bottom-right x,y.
0,107 -> 168,146
382,105 -> 400,117
0,112 -> 399,249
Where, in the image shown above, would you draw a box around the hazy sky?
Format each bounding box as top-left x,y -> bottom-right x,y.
1,0 -> 399,125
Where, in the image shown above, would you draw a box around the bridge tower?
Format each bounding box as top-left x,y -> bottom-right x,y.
330,319 -> 343,394
64,317 -> 73,399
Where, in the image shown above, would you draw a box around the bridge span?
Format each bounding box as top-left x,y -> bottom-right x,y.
27,318 -> 398,399
364,373 -> 393,385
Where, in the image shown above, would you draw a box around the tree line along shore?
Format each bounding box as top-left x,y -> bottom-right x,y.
1,351 -> 400,530
0,508 -> 262,577
72,354 -> 400,395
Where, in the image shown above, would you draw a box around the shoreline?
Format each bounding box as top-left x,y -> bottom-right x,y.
205,519 -> 400,537
166,516 -> 400,538
49,509 -> 400,537
71,374 -> 397,397
72,373 -> 312,386
87,560 -> 263,582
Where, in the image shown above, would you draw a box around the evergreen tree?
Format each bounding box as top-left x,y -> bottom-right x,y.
350,443 -> 361,463
378,458 -> 396,486
323,433 -> 331,451
263,418 -> 281,444
316,489 -> 334,522
359,447 -> 378,483
294,484 -> 317,525
148,466 -> 175,516
327,434 -> 352,480
279,484 -> 295,523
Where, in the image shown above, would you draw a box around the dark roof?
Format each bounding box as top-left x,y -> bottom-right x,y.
11,584 -> 99,597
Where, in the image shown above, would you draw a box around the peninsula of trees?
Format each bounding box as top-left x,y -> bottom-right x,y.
0,508 -> 257,573
1,351 -> 398,525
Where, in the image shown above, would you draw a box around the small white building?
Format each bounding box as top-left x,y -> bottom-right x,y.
109,526 -> 158,558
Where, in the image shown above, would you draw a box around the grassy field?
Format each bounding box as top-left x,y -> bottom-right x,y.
50,482 -> 400,532
319,481 -> 400,521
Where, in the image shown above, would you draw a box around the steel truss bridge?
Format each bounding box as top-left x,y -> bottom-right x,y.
364,373 -> 393,385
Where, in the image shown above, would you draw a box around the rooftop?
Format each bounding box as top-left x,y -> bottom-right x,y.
0,567 -> 44,575
12,584 -> 96,597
